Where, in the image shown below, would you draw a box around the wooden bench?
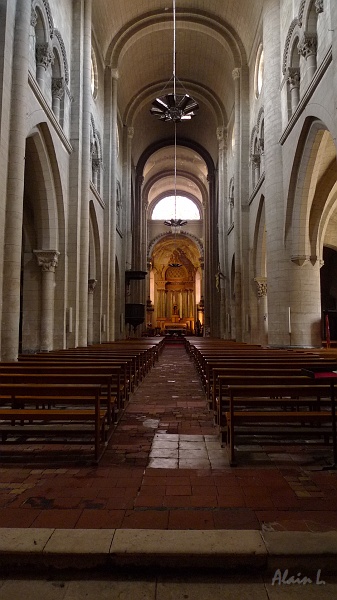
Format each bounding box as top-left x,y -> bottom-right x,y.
17,358 -> 129,409
0,371 -> 116,424
0,383 -> 106,462
225,384 -> 333,466
211,362 -> 337,415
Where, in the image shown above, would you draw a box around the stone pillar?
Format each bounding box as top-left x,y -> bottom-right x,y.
35,42 -> 54,94
232,67 -> 243,340
78,0 -> 92,347
1,0 -> 30,361
33,250 -> 60,352
52,77 -> 65,122
288,256 -> 322,347
298,33 -> 317,82
125,126 -> 134,271
286,68 -> 300,115
263,0 -> 289,346
217,127 -> 227,338
109,71 -> 118,341
87,278 -> 97,345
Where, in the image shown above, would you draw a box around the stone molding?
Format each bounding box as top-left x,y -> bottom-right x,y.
31,8 -> 38,27
33,250 -> 60,272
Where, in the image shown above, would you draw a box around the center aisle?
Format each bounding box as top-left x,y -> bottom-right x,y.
102,343 -> 226,470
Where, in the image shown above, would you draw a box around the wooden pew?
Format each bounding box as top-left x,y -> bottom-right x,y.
225,383 -> 332,466
17,358 -> 129,409
0,383 -> 106,462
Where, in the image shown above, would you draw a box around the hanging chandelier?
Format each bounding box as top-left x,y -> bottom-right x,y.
150,0 -> 198,266
150,0 -> 199,123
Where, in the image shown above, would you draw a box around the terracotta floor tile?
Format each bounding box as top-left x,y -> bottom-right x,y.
0,508 -> 41,527
168,509 -> 214,529
213,508 -> 260,530
31,509 -> 82,528
75,509 -> 125,528
121,509 -> 169,529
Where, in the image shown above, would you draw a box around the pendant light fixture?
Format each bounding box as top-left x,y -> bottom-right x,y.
150,0 -> 198,266
150,0 -> 199,123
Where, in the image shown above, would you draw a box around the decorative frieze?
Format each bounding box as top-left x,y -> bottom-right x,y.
254,277 -> 267,298
33,250 -> 60,272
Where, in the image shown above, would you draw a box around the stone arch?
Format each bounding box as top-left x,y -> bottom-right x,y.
21,123 -> 66,352
285,117 -> 337,266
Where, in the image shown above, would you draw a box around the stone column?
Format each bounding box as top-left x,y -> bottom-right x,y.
87,278 -> 97,345
286,67 -> 300,115
52,77 -> 65,122
1,0 -> 31,361
109,71 -> 118,341
35,42 -> 54,94
33,250 -> 60,352
288,255 -> 322,347
125,126 -> 134,271
232,67 -> 243,340
263,0 -> 290,346
298,33 -> 317,82
78,0 -> 92,347
217,127 -> 227,338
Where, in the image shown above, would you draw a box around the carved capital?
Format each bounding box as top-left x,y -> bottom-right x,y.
31,8 -> 38,28
298,33 -> 317,59
36,43 -> 54,69
254,277 -> 267,298
286,67 -> 300,89
315,0 -> 324,14
33,250 -> 60,272
232,68 -> 240,81
88,278 -> 97,294
52,77 -> 65,99
92,158 -> 101,173
251,153 -> 261,167
291,254 -> 311,266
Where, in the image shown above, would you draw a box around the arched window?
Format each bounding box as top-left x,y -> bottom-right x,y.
91,48 -> 98,99
151,196 -> 200,220
254,44 -> 264,99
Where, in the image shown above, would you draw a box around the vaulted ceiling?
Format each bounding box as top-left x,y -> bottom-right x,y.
92,0 -> 263,205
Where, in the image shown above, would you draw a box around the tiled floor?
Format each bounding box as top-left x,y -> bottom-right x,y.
1,343 -> 337,532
